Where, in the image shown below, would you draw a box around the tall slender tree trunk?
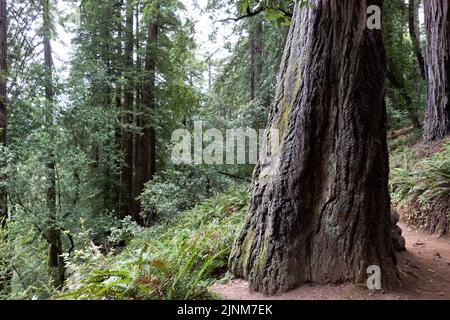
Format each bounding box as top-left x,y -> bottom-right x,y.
423,0 -> 450,142
0,0 -> 7,224
409,0 -> 425,80
133,0 -> 141,216
230,0 -> 399,295
98,4 -> 116,212
133,5 -> 158,222
0,0 -> 10,294
113,0 -> 123,213
42,0 -> 64,288
409,0 -> 425,128
120,0 -> 134,218
249,19 -> 263,101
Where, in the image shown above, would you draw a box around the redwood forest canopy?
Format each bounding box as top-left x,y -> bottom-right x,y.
0,0 -> 449,301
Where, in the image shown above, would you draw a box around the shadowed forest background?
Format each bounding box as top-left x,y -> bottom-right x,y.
0,0 -> 450,300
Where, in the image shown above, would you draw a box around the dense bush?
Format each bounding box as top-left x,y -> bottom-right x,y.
0,226 -> 13,298
0,221 -> 57,299
138,166 -> 234,222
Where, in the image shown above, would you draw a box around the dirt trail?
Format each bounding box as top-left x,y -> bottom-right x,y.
212,223 -> 450,300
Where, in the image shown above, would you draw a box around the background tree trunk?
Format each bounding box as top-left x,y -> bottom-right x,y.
111,0 -> 123,214
409,0 -> 425,80
120,0 -> 134,218
229,0 -> 399,295
249,19 -> 262,101
423,0 -> 450,142
0,0 -> 7,222
0,0 -> 10,294
133,5 -> 158,222
133,0 -> 141,219
42,0 -> 64,288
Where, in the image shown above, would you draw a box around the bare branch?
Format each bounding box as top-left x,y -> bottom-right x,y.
214,5 -> 292,24
216,6 -> 265,23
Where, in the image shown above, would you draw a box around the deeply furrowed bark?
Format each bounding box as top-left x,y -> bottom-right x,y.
229,0 -> 399,295
423,0 -> 450,142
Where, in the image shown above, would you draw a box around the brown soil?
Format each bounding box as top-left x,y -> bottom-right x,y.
211,223 -> 450,300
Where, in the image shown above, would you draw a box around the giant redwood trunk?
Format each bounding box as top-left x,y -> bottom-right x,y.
229,0 -> 399,295
423,0 -> 450,142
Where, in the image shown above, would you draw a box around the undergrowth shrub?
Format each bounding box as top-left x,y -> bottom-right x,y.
58,187 -> 249,300
388,127 -> 422,152
0,221 -> 57,300
139,166 -> 233,223
0,226 -> 13,298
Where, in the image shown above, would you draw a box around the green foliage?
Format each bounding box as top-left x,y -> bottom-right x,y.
390,141 -> 450,204
58,187 -> 249,300
0,227 -> 13,298
139,166 -> 233,222
209,20 -> 286,110
3,0 -> 444,301
384,0 -> 425,129
390,132 -> 450,234
108,217 -> 143,246
235,0 -> 298,27
0,221 -> 58,300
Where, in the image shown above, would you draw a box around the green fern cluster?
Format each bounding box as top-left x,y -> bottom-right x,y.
57,187 -> 249,300
390,138 -> 450,233
390,141 -> 450,203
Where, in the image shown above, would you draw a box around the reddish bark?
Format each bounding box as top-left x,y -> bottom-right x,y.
230,0 -> 399,295
423,0 -> 450,142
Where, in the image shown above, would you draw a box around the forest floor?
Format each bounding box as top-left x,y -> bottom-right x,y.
211,223 -> 450,300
